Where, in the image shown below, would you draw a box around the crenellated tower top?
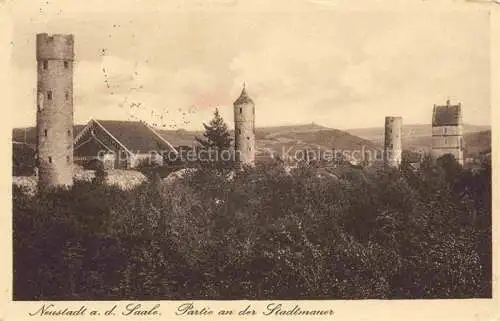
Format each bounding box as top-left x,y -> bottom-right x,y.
36,33 -> 74,61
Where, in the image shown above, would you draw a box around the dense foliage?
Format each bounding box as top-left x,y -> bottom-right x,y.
13,155 -> 491,300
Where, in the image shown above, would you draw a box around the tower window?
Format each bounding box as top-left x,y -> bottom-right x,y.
67,129 -> 71,137
247,136 -> 250,140
44,129 -> 47,137
48,156 -> 52,163
238,129 -> 241,134
64,61 -> 69,69
240,107 -> 242,114
65,91 -> 69,100
47,91 -> 52,100
43,60 -> 48,70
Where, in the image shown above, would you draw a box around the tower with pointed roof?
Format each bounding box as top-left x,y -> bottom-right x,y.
431,99 -> 464,165
233,84 -> 255,166
36,33 -> 75,187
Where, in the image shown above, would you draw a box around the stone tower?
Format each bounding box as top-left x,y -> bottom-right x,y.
36,33 -> 75,187
384,116 -> 403,168
431,99 -> 464,165
233,84 -> 255,166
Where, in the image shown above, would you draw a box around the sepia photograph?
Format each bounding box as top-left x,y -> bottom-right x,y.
8,1 -> 493,304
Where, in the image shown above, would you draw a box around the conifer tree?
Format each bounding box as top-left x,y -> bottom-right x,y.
195,108 -> 232,151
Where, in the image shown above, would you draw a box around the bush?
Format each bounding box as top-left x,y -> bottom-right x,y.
13,160 -> 491,300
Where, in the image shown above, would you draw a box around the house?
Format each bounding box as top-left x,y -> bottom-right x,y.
74,119 -> 178,169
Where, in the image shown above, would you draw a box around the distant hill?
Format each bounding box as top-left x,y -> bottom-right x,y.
12,125 -> 87,148
346,124 -> 490,145
346,124 -> 491,157
14,122 -> 489,159
13,122 -> 380,162
463,130 -> 491,158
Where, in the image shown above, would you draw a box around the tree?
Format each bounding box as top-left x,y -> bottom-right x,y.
195,108 -> 232,151
436,154 -> 462,186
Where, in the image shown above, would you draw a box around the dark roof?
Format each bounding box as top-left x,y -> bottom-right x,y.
92,119 -> 177,154
433,104 -> 462,126
234,87 -> 254,105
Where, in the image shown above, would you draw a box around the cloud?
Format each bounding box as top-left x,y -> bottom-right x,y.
10,8 -> 490,130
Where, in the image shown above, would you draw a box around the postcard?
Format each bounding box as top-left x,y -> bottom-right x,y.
1,0 -> 499,320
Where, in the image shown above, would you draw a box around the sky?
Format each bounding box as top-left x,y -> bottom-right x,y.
8,0 -> 491,131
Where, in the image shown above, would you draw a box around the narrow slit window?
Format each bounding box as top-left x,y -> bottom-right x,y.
44,129 -> 47,137
48,156 -> 52,163
43,60 -> 48,70
47,91 -> 52,100
240,107 -> 242,114
238,129 -> 241,134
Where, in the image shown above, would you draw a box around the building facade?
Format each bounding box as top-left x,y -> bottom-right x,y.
384,116 -> 403,168
431,100 -> 464,165
233,85 -> 255,166
36,33 -> 75,187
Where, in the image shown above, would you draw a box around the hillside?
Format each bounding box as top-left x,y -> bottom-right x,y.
13,122 -> 488,163
463,130 -> 491,157
12,125 -> 87,148
346,124 -> 490,143
346,124 -> 491,156
13,123 -> 380,162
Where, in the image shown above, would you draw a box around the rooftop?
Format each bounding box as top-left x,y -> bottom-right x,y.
234,85 -> 254,105
432,100 -> 462,126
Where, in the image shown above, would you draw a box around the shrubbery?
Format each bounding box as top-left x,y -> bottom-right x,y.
13,156 -> 491,300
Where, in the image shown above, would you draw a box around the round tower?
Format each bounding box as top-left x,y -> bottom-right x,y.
233,84 -> 255,166
384,116 -> 403,168
36,33 -> 75,187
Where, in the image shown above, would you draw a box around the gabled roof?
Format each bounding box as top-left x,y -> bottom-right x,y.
432,101 -> 462,126
75,119 -> 178,155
